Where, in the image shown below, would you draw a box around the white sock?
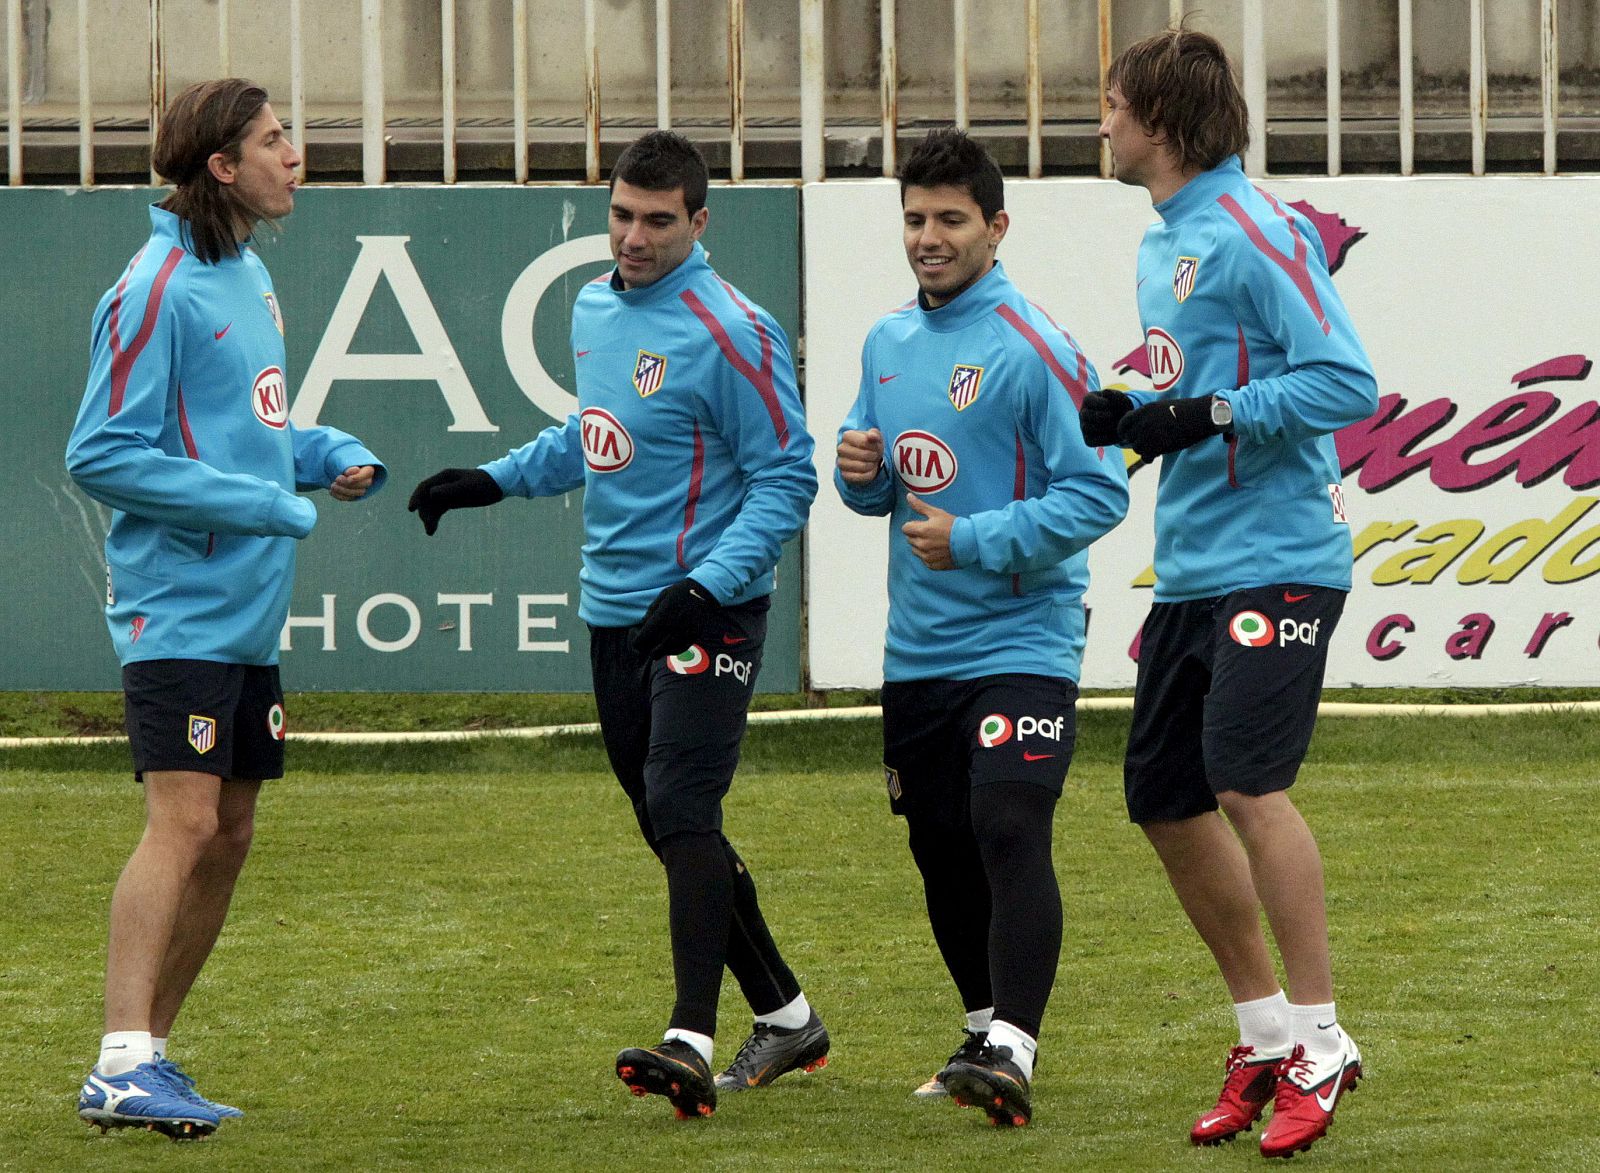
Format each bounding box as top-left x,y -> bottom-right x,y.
755,992 -> 811,1031
985,1020 -> 1037,1081
663,1028 -> 714,1066
1290,1001 -> 1343,1057
1234,990 -> 1292,1055
98,1031 -> 154,1076
965,1007 -> 994,1034
151,1037 -> 168,1063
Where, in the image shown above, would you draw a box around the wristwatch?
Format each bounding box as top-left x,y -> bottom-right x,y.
1209,396 -> 1234,430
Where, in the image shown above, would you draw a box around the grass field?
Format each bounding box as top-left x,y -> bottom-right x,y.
2,709 -> 1597,1171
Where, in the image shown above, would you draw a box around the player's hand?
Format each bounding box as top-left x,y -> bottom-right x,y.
837,428 -> 886,485
902,492 -> 957,570
330,465 -> 377,502
407,467 -> 504,535
1116,396 -> 1222,461
1079,389 -> 1133,446
632,578 -> 718,660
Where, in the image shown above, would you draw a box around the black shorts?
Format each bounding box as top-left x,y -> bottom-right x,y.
588,596 -> 769,845
881,674 -> 1079,827
1124,583 -> 1344,824
122,659 -> 286,782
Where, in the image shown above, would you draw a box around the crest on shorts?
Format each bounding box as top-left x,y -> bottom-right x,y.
884,765 -> 902,801
187,714 -> 217,755
633,350 -> 667,397
1173,256 -> 1200,303
947,364 -> 984,411
263,291 -> 285,336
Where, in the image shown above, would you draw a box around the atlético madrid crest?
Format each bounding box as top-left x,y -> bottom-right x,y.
633,350 -> 667,397
1173,256 -> 1200,303
263,291 -> 285,335
187,714 -> 217,754
947,363 -> 984,411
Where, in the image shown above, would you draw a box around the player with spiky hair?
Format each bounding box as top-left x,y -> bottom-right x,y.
835,128 -> 1128,1127
1091,27 -> 1378,1159
66,78 -> 385,1138
410,131 -> 825,1121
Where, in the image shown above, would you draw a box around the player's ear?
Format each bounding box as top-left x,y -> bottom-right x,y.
207,151 -> 238,186
690,205 -> 709,241
989,209 -> 1010,247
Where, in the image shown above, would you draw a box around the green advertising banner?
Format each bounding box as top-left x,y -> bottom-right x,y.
2,185 -> 803,691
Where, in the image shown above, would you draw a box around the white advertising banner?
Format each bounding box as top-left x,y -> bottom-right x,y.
803,177 -> 1600,688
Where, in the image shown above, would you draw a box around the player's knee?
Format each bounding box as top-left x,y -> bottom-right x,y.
148,803 -> 221,854
970,782 -> 1054,862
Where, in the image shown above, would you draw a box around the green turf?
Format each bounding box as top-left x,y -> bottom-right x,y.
2,711 -> 1597,1170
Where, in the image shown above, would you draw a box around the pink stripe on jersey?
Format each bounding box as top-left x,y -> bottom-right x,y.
677,423 -> 705,569
680,287 -> 790,449
1217,191 -> 1331,337
109,246 -> 185,416
175,385 -> 215,556
995,303 -> 1090,408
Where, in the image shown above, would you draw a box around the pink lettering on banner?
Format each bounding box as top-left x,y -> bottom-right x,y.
1445,613 -> 1495,661
1338,391 -> 1600,494
1524,612 -> 1574,658
1366,614 -> 1413,661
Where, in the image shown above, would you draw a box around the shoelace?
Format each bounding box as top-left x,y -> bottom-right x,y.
1275,1044 -> 1313,1092
726,1024 -> 780,1072
947,1030 -> 987,1066
1224,1044 -> 1258,1075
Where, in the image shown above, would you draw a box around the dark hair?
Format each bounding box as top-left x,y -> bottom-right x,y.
152,78 -> 272,264
1107,28 -> 1249,172
610,131 -> 709,216
897,128 -> 1005,223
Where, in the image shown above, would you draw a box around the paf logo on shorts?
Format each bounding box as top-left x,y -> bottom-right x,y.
947,364 -> 984,411
187,714 -> 217,754
1173,256 -> 1200,303
1228,610 -> 1275,647
252,366 -> 289,429
633,350 -> 667,397
714,652 -> 753,684
892,430 -> 958,493
267,703 -> 286,741
580,407 -> 635,472
665,645 -> 710,675
1144,327 -> 1185,391
977,714 -> 1013,748
263,291 -> 285,335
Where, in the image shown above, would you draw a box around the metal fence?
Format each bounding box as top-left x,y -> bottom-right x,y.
0,0 -> 1578,187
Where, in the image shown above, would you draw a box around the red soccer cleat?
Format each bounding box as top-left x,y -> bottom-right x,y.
1259,1033 -> 1362,1159
1189,1044 -> 1285,1145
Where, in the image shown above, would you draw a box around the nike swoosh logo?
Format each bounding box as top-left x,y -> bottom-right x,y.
1199,1114 -> 1230,1129
1022,752 -> 1053,762
1313,1057 -> 1352,1113
1284,591 -> 1311,603
1167,404 -> 1178,418
878,374 -> 899,384
722,635 -> 748,645
1317,1021 -> 1337,1031
214,323 -> 232,340
576,349 -> 591,357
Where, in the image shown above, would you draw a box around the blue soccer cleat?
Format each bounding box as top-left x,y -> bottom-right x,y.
157,1058 -> 244,1119
78,1062 -> 220,1139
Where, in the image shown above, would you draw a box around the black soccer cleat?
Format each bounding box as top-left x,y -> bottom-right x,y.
915,1028 -> 988,1098
714,1010 -> 830,1092
615,1039 -> 717,1120
940,1041 -> 1033,1128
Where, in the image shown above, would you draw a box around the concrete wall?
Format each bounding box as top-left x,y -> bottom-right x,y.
7,0 -> 1596,121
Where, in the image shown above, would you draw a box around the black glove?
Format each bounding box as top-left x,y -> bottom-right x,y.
407,467 -> 504,535
1079,389 -> 1134,446
632,578 -> 718,660
1115,396 -> 1223,461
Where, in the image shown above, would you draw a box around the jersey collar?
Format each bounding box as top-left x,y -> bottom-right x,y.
1154,155 -> 1246,226
915,260 -> 1012,333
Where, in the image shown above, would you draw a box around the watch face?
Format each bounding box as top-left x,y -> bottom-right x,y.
1211,398 -> 1233,427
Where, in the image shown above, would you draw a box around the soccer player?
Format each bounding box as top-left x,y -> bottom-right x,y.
834,129 -> 1129,1128
409,131 -> 825,1121
66,79 -> 385,1138
1088,29 -> 1378,1159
